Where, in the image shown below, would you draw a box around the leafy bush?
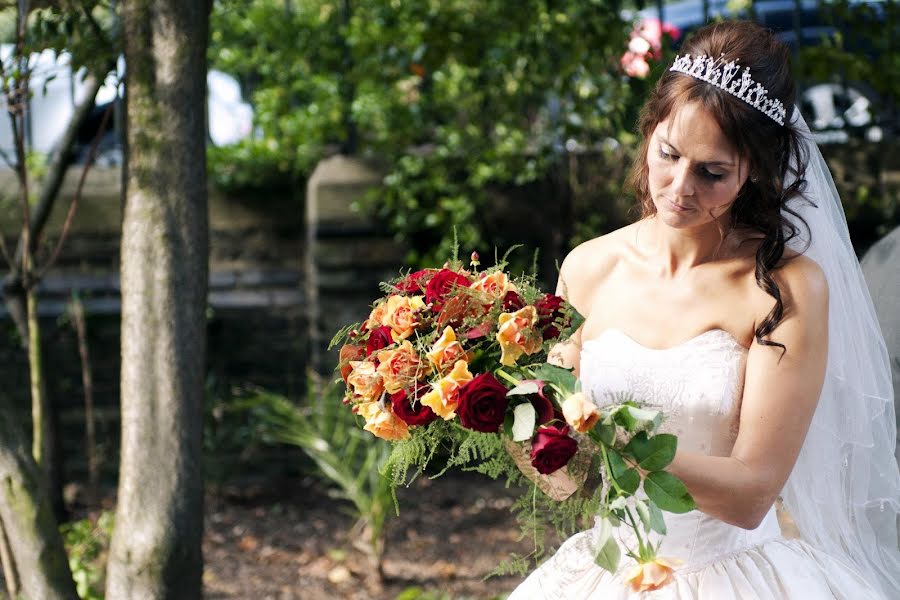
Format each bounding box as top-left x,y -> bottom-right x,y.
60,511 -> 114,600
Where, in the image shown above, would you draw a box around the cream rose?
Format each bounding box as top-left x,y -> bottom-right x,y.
346,360 -> 384,402
357,401 -> 410,441
376,340 -> 429,394
381,294 -> 426,341
561,392 -> 601,433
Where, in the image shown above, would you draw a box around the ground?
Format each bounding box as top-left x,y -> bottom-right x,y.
202,472 -> 544,600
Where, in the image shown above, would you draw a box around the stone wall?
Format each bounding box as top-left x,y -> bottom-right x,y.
0,157 -> 403,481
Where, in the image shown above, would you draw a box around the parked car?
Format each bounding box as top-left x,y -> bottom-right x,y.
632,0 -> 892,144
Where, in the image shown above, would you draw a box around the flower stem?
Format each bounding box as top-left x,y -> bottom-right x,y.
495,368 -> 521,387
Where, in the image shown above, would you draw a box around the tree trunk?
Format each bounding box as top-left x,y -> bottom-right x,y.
105,1 -> 210,598
0,398 -> 77,600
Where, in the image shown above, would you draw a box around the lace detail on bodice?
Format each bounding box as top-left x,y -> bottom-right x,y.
507,329 -> 886,599
580,328 -> 748,457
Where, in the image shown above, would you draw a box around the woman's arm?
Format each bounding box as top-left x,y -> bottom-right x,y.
547,249 -> 587,377
666,256 -> 829,530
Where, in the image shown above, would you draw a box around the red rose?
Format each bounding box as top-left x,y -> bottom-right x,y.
530,424 -> 578,474
425,269 -> 471,312
502,291 -> 525,312
391,385 -> 438,426
535,294 -> 569,340
456,373 -> 509,433
394,269 -> 436,294
366,326 -> 394,357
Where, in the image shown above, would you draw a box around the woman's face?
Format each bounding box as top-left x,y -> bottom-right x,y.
647,101 -> 749,230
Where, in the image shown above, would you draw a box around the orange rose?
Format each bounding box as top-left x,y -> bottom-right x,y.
420,360 -> 474,420
358,401 -> 410,441
496,306 -> 543,366
381,295 -> 426,341
376,340 -> 429,394
561,392 -> 601,433
346,360 -> 384,402
339,344 -> 366,382
470,271 -> 516,299
426,326 -> 466,370
625,557 -> 682,593
366,302 -> 387,330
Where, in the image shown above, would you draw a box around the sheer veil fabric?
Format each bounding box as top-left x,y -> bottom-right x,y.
781,108 -> 900,597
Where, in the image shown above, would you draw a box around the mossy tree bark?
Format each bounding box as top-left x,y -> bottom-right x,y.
105,1 -> 211,598
0,396 -> 77,600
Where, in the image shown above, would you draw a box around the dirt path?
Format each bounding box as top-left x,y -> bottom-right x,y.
203,473 -> 542,600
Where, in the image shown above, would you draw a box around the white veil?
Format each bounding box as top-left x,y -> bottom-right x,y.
781,107 -> 900,598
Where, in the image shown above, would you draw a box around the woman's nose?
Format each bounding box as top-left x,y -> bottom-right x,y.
671,161 -> 694,197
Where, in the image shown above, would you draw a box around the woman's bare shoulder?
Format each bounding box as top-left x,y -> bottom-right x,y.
556,223 -> 638,307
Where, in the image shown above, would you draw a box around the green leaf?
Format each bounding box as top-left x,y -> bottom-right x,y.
648,500 -> 667,534
531,363 -> 578,393
634,498 -> 651,533
644,471 -> 695,514
612,405 -> 663,433
592,518 -> 621,573
507,381 -> 542,396
623,432 -> 677,471
511,402 -> 536,442
591,420 -> 616,446
607,451 -> 640,495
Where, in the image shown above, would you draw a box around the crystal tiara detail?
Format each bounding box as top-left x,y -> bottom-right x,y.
669,54 -> 786,126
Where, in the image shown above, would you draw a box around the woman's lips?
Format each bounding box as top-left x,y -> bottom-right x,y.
666,198 -> 692,212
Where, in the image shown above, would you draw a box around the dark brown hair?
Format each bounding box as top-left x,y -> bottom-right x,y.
627,20 -> 810,354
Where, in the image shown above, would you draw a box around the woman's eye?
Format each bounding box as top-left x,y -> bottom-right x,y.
658,147 -> 676,160
700,168 -> 724,181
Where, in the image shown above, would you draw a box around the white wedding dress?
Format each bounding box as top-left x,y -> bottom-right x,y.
508,327 -> 886,599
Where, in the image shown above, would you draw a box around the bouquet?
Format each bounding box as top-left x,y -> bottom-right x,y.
332,250 -> 695,592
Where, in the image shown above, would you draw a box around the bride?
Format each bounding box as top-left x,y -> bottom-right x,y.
509,20 -> 900,599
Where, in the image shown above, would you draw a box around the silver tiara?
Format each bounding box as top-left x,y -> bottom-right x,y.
669,54 -> 786,126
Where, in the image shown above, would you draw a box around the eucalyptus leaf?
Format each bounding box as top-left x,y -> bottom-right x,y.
644,471 -> 696,513
511,402 -> 537,442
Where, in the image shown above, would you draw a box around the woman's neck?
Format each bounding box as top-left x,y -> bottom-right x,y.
641,215 -> 730,277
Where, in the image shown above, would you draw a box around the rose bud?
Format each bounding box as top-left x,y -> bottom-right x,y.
561,392 -> 600,433
530,424 -> 578,475
457,372 -> 509,433
470,251 -> 480,268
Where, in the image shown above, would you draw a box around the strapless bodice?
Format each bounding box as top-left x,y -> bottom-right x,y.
580,328 -> 782,567
507,328 -> 884,598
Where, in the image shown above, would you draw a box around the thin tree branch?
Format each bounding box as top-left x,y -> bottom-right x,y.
36,101 -> 113,280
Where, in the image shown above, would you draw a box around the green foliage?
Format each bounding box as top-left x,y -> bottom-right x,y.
208,0 -> 647,273
236,379 -> 395,570
60,511 -> 114,600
